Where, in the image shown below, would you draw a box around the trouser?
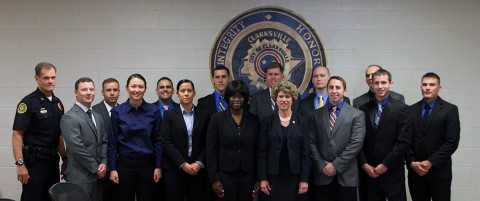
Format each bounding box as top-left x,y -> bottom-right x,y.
21,153 -> 59,201
408,171 -> 451,201
113,156 -> 156,201
311,175 -> 357,201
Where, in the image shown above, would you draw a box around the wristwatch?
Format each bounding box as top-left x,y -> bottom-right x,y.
15,159 -> 24,166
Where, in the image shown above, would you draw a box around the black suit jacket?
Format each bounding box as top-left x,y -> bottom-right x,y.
92,101 -> 112,136
250,88 -> 300,121
405,97 -> 460,180
298,93 -> 351,119
160,105 -> 210,170
258,113 -> 310,182
206,109 -> 260,182
152,100 -> 179,118
353,90 -> 404,109
197,93 -> 218,118
359,98 -> 410,181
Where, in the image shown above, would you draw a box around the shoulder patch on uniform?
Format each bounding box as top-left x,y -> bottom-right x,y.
57,103 -> 63,111
17,103 -> 27,114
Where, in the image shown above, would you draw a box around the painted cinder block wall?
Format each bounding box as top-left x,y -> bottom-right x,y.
1,0 -> 479,200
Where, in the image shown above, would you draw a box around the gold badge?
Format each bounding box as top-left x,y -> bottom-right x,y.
57,103 -> 63,111
17,103 -> 27,114
40,108 -> 47,114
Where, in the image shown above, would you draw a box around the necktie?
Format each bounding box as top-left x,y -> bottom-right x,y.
270,97 -> 276,111
423,104 -> 431,125
218,96 -> 226,111
317,96 -> 324,109
329,106 -> 337,131
86,109 -> 93,120
375,103 -> 382,127
163,105 -> 170,111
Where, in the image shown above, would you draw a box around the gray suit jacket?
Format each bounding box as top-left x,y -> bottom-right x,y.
309,103 -> 365,186
60,104 -> 107,183
353,90 -> 404,109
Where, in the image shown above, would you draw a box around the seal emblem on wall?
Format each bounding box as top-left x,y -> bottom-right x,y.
210,6 -> 326,98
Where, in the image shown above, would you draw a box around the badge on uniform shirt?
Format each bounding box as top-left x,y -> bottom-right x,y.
40,108 -> 47,114
58,103 -> 63,111
17,103 -> 27,114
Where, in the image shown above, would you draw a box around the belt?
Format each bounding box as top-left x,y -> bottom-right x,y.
24,145 -> 58,157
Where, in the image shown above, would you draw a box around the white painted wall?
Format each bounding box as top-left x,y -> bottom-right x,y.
1,0 -> 479,200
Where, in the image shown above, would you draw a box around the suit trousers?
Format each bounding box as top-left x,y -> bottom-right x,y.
77,181 -> 103,201
164,167 -> 207,201
408,171 -> 451,201
113,156 -> 156,201
219,169 -> 255,201
311,175 -> 357,201
21,154 -> 59,201
359,173 -> 406,201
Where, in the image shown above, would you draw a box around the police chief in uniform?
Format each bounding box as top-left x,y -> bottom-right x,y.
12,62 -> 67,201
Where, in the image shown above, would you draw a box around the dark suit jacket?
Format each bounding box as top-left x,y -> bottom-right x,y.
60,104 -> 107,183
93,101 -> 112,136
250,88 -> 300,121
206,109 -> 260,182
353,90 -> 404,109
160,105 -> 210,170
298,93 -> 351,119
309,103 -> 365,186
258,113 -> 310,182
405,97 -> 460,180
358,98 -> 410,181
197,93 -> 217,118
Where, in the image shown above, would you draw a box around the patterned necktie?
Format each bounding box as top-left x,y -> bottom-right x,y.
270,97 -> 275,111
329,106 -> 337,131
163,105 -> 170,111
218,96 -> 226,111
317,96 -> 324,109
375,103 -> 382,127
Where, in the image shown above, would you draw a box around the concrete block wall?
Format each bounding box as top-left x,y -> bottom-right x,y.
1,0 -> 479,200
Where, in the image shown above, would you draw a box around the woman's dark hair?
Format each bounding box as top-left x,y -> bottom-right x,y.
176,79 -> 195,91
126,73 -> 147,88
224,80 -> 250,103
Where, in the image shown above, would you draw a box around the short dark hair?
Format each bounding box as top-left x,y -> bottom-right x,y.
35,62 -> 56,76
422,72 -> 441,85
102,78 -> 119,90
157,77 -> 173,88
75,77 -> 94,90
176,79 -> 195,91
328,76 -> 347,89
266,62 -> 284,73
126,74 -> 146,88
372,69 -> 392,82
367,64 -> 383,70
212,65 -> 230,77
224,80 -> 250,104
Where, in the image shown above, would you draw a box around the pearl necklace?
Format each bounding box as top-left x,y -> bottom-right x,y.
279,113 -> 292,123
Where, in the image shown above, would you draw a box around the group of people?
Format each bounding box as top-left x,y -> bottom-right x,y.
12,62 -> 460,201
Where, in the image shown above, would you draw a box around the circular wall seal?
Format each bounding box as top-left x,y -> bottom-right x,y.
210,6 -> 327,98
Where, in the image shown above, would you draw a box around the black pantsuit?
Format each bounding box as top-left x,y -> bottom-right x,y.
206,109 -> 260,201
160,106 -> 210,201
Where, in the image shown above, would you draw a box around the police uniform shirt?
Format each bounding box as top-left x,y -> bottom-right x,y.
13,88 -> 64,147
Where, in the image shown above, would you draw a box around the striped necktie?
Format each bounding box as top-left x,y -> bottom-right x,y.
218,96 -> 226,111
375,103 -> 382,127
329,106 -> 337,131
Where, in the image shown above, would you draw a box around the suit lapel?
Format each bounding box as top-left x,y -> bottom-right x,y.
320,107 -> 331,138
367,101 -> 376,130
287,114 -> 299,141
272,114 -> 284,142
74,104 -> 98,139
173,107 -> 189,135
414,101 -> 425,134
424,98 -> 443,131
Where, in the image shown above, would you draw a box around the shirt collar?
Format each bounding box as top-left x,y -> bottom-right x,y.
125,99 -> 147,112
180,104 -> 194,114
316,92 -> 328,99
328,100 -> 345,110
35,87 -> 58,102
103,100 -> 116,112
376,96 -> 390,106
422,98 -> 437,109
214,90 -> 223,100
75,101 -> 92,113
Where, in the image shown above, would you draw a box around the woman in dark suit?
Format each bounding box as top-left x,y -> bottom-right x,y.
258,80 -> 310,201
207,80 -> 260,201
160,79 -> 210,201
